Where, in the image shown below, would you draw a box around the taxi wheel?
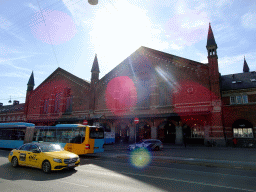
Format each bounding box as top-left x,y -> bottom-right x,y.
11,156 -> 19,167
42,161 -> 51,173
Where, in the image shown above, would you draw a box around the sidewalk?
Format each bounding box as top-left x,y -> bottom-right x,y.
101,143 -> 256,171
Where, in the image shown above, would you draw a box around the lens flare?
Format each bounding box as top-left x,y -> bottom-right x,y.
105,76 -> 137,116
30,10 -> 77,45
130,148 -> 151,169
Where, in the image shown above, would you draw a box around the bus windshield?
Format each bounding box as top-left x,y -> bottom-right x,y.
89,127 -> 104,139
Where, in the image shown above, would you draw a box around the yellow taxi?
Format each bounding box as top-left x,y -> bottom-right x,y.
8,143 -> 80,173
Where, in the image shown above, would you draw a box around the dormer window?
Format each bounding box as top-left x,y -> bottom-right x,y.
230,95 -> 248,105
232,80 -> 242,84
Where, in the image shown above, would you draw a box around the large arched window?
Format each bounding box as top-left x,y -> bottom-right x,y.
54,92 -> 62,113
233,119 -> 254,138
159,82 -> 172,106
63,88 -> 72,113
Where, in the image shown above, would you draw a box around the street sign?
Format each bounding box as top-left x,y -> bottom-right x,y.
134,117 -> 139,124
82,120 -> 88,125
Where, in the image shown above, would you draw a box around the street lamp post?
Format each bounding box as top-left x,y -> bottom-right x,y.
134,117 -> 139,144
88,0 -> 98,5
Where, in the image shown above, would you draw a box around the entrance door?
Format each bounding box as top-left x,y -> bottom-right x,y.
164,123 -> 176,143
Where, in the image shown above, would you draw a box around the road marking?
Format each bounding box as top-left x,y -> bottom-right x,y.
58,180 -> 89,187
94,158 -> 256,179
120,171 -> 256,192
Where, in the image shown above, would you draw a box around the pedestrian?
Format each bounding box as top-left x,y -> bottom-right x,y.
233,138 -> 237,147
183,132 -> 187,148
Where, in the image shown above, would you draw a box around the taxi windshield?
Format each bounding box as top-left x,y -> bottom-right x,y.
40,144 -> 63,152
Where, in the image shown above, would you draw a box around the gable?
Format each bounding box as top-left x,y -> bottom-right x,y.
99,46 -> 209,87
27,68 -> 91,115
95,46 -> 211,116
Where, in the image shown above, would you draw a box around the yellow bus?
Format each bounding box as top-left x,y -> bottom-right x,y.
33,124 -> 104,155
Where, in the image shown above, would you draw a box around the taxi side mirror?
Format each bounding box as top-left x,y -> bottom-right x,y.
32,149 -> 40,153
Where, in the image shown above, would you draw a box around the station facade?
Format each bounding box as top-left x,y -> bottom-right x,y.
1,24 -> 255,147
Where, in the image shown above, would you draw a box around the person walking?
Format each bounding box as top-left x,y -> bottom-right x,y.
183,132 -> 187,148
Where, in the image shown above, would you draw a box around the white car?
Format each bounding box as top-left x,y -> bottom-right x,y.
128,139 -> 163,151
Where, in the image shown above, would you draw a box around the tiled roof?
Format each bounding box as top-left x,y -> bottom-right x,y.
99,46 -> 207,84
0,103 -> 25,114
221,72 -> 256,91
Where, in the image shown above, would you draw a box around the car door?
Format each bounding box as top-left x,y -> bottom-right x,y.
27,145 -> 41,168
17,144 -> 31,166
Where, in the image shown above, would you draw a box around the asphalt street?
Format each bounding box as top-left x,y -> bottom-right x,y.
101,143 -> 256,171
1,146 -> 256,192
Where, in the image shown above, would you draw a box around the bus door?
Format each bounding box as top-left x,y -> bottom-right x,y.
83,126 -> 94,154
89,127 -> 104,153
64,126 -> 86,155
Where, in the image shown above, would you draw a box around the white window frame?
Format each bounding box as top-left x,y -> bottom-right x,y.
230,95 -> 248,105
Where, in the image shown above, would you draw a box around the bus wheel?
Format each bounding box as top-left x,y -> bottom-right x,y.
11,156 -> 19,167
42,161 -> 51,173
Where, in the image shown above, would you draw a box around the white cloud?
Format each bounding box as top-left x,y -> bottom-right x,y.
164,0 -> 209,48
170,43 -> 183,50
219,53 -> 256,74
0,15 -> 12,30
215,0 -> 234,8
241,12 -> 256,29
27,3 -> 39,12
0,72 -> 30,78
62,0 -> 89,26
0,15 -> 26,42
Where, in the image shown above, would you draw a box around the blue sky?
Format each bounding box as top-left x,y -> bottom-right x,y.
0,0 -> 256,105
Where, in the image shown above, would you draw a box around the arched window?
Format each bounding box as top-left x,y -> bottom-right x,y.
159,82 -> 172,106
63,88 -> 72,113
233,119 -> 254,138
54,92 -> 62,113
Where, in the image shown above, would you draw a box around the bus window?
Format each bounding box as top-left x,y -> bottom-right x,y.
45,128 -> 56,142
89,128 -> 104,139
56,128 -> 74,143
34,128 -> 47,142
70,127 -> 85,144
0,128 -> 25,140
16,130 -> 25,140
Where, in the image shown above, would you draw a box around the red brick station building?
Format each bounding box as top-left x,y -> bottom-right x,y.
1,24 -> 256,147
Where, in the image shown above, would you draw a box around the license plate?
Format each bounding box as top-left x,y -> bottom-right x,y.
68,163 -> 75,167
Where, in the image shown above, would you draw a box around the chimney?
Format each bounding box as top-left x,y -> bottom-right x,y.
13,100 -> 19,105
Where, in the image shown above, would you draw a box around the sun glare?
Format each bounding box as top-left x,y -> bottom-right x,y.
90,1 -> 154,72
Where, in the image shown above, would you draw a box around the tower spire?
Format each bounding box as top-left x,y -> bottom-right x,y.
27,71 -> 35,92
243,56 -> 250,73
90,54 -> 100,85
207,23 -> 217,48
206,23 -> 218,57
91,54 -> 100,73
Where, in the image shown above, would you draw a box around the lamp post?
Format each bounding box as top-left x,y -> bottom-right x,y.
88,0 -> 98,5
134,117 -> 139,144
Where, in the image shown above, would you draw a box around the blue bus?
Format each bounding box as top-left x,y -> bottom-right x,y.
0,122 -> 35,149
